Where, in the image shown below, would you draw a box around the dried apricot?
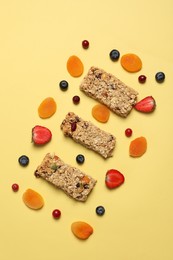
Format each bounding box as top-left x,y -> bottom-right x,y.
81,176 -> 90,184
92,104 -> 110,123
129,136 -> 147,157
22,188 -> 44,210
67,55 -> 84,77
38,97 -> 56,119
120,53 -> 142,72
71,221 -> 93,240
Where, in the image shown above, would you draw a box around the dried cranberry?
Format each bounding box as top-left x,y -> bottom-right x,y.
71,122 -> 77,132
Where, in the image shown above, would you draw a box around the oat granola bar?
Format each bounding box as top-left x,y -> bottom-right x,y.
60,112 -> 115,158
80,66 -> 138,117
34,153 -> 97,202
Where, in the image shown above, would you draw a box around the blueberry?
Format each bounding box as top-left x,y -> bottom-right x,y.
76,154 -> 85,164
18,155 -> 29,166
96,206 -> 105,216
109,49 -> 120,61
155,72 -> 165,83
59,80 -> 68,91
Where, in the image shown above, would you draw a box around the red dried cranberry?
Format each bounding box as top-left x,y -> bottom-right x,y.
71,122 -> 77,132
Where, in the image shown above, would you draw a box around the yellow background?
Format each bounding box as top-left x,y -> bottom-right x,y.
0,1 -> 173,259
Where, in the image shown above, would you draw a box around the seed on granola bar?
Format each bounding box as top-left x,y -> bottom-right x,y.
51,164 -> 58,171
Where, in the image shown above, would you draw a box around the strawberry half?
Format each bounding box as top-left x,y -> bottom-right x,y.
32,125 -> 52,145
134,96 -> 156,113
105,169 -> 125,189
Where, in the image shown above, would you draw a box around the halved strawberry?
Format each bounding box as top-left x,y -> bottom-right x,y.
32,125 -> 52,145
134,96 -> 156,113
105,169 -> 125,189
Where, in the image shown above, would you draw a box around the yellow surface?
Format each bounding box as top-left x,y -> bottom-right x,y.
0,1 -> 173,260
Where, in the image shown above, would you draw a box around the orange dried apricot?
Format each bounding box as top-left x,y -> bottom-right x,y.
120,53 -> 142,72
67,55 -> 84,77
71,221 -> 93,240
81,176 -> 90,184
129,136 -> 147,157
22,188 -> 44,210
92,104 -> 110,123
38,97 -> 56,119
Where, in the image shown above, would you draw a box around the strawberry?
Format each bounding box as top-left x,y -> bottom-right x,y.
105,169 -> 125,189
134,96 -> 156,113
32,125 -> 52,145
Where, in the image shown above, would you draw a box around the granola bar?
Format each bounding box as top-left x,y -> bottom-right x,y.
80,66 -> 138,117
34,153 -> 97,202
60,112 -> 115,158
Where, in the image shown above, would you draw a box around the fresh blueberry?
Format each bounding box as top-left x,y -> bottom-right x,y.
59,80 -> 69,91
96,206 -> 105,216
155,72 -> 165,83
76,154 -> 85,164
18,155 -> 29,166
109,49 -> 120,61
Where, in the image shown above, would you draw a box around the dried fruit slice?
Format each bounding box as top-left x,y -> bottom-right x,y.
38,97 -> 57,119
22,189 -> 44,210
71,221 -> 93,240
92,104 -> 110,123
129,136 -> 147,157
67,55 -> 84,77
120,53 -> 142,72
